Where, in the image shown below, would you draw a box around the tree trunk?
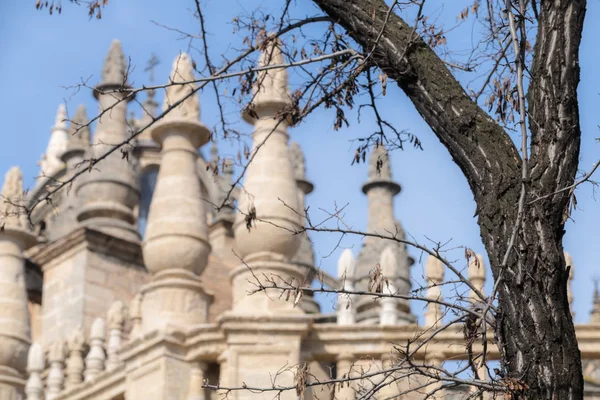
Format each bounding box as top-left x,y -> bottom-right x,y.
312,0 -> 587,398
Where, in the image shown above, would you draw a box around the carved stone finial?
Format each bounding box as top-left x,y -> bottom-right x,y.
129,293 -> 143,339
65,328 -> 85,389
99,39 -> 128,89
591,280 -> 600,324
0,166 -> 28,229
107,300 -> 127,330
66,105 -> 91,152
368,144 -> 392,181
47,340 -> 67,399
25,343 -> 45,400
380,246 -> 397,279
162,53 -> 200,121
254,38 -> 291,107
106,301 -> 126,370
84,318 -> 106,382
425,255 -> 444,284
468,253 -> 486,297
54,104 -> 68,130
337,249 -> 356,325
337,249 -> 356,282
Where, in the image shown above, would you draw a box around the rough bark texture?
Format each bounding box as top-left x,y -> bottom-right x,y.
312,0 -> 587,398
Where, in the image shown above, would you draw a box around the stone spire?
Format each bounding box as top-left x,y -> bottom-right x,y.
140,52 -> 213,332
0,167 -> 36,397
355,144 -> 413,324
231,39 -> 304,314
591,280 -> 600,323
39,104 -> 69,178
244,38 -> 292,118
163,53 -> 200,121
76,40 -> 140,243
97,39 -> 129,93
63,105 -> 90,164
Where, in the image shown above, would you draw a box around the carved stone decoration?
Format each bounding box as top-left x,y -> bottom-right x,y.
468,253 -> 486,304
65,328 -> 85,389
46,340 -> 67,399
25,343 -> 44,400
128,293 -> 143,339
140,52 -> 213,333
162,53 -> 200,121
84,318 -> 106,382
76,40 -> 140,243
106,300 -> 127,370
337,249 -> 356,326
65,105 -> 91,156
380,247 -> 399,326
98,39 -> 128,90
0,167 -> 36,397
230,42 -> 305,315
39,104 -> 69,179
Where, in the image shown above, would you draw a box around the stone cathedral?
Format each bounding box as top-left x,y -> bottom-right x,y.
1,40 -> 600,400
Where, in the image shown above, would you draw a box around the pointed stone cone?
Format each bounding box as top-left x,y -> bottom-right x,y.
67,105 -> 91,151
0,167 -> 35,395
233,42 -> 301,263
76,40 -> 140,242
243,37 -> 292,123
161,53 -> 200,122
40,104 -> 69,177
95,39 -> 131,97
337,249 -> 356,290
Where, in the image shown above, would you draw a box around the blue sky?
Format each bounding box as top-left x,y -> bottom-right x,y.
1,0 -> 599,322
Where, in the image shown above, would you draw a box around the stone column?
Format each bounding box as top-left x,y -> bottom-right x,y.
424,255 -> 444,329
0,167 -> 36,398
335,354 -> 356,399
289,141 -> 319,313
76,40 -> 140,243
231,38 -> 304,314
337,249 -> 356,325
221,40 -> 311,400
380,246 -> 399,325
355,145 -> 413,324
140,53 -> 212,333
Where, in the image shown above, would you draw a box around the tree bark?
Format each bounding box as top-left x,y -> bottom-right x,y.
312,0 -> 587,398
